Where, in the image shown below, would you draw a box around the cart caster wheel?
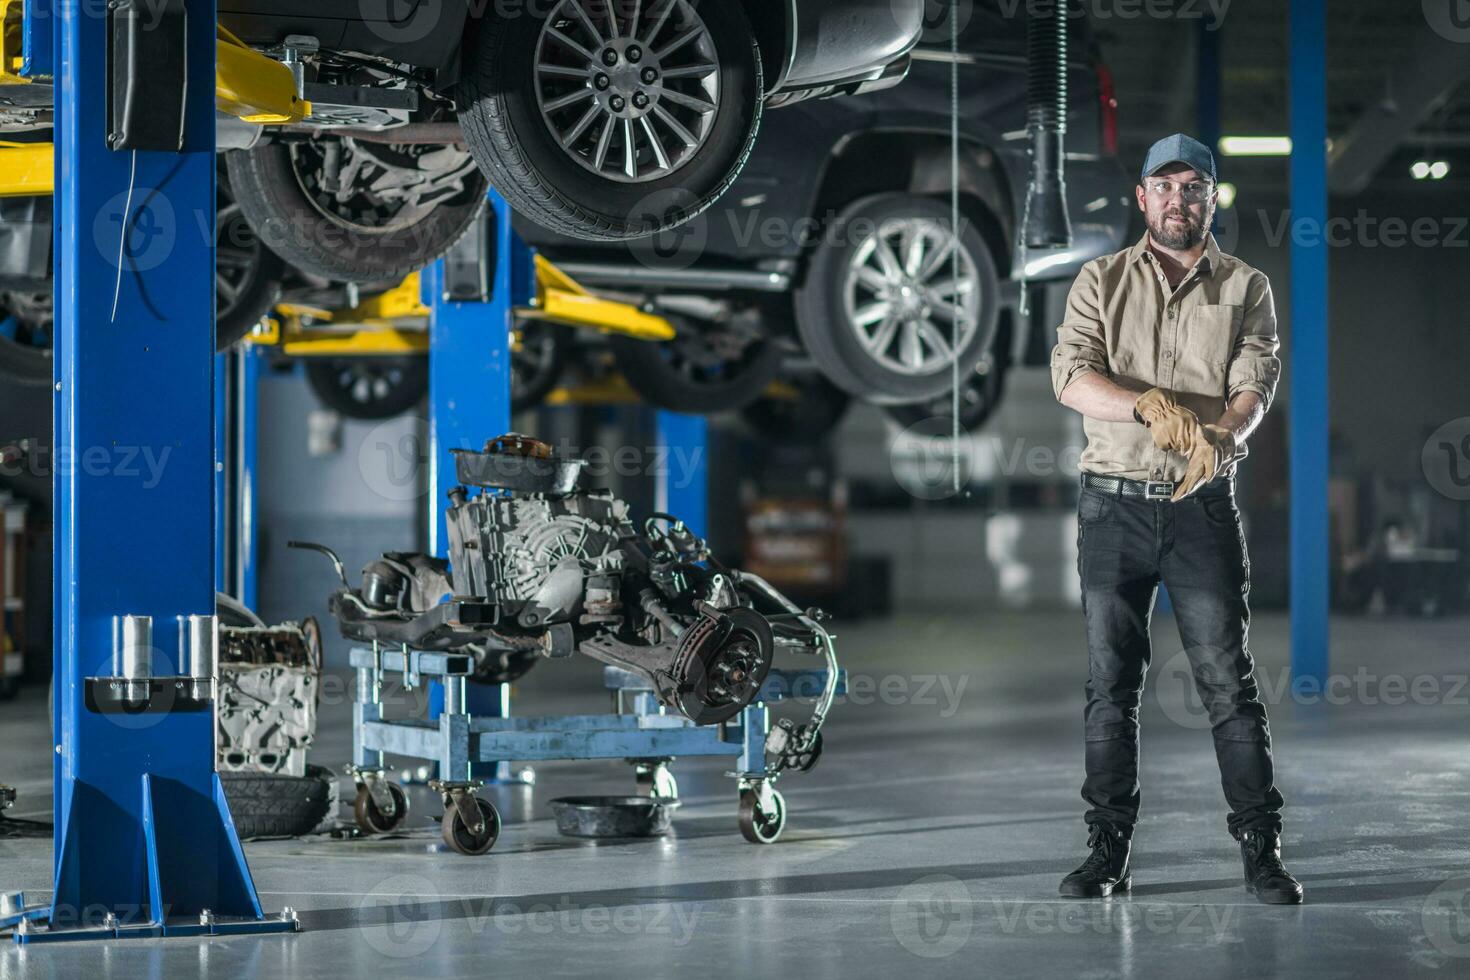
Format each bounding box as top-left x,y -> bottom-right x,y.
738,787 -> 786,844
442,797 -> 501,856
635,764 -> 679,800
354,782 -> 410,835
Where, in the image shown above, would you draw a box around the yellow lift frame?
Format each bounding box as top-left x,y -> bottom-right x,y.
2,9 -> 309,196
250,257 -> 676,359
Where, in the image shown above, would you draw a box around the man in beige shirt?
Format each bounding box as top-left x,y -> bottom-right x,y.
1050,134 -> 1302,905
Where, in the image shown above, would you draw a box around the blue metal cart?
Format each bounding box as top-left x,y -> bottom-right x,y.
345,616 -> 844,851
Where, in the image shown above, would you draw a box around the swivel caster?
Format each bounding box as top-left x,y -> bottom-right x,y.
431,779 -> 501,856
347,765 -> 410,835
737,782 -> 786,845
633,760 -> 678,800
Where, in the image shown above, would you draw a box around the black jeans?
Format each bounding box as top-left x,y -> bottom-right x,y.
1076,482 -> 1285,839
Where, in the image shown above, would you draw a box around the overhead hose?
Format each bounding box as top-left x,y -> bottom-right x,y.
1024,0 -> 1073,249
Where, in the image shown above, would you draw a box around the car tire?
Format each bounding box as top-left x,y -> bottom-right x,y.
611,329 -> 780,415
221,764 -> 339,841
0,288 -> 52,385
795,194 -> 1000,403
216,167 -> 286,349
883,359 -> 1008,433
740,374 -> 852,444
305,356 -> 429,421
512,319 -> 569,413
457,0 -> 762,241
225,143 -> 487,284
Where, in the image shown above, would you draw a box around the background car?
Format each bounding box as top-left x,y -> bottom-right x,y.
520,1 -> 1132,426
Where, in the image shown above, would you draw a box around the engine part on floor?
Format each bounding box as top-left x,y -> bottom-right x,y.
301,432 -> 837,737
550,796 -> 680,839
217,619 -> 322,776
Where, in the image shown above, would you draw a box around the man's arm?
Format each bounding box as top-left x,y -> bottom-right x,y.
1058,371 -> 1140,423
1213,390 -> 1266,448
1050,260 -> 1117,411
1224,272 -> 1282,417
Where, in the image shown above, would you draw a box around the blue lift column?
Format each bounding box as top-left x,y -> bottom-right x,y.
213,347 -> 262,607
1289,0 -> 1330,688
423,189 -> 535,781
656,412 -> 709,537
26,0 -> 293,944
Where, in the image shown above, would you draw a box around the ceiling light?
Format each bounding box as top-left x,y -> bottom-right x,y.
1218,136 -> 1293,156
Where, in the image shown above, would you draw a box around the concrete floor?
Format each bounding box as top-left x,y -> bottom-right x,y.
3,607 -> 1470,977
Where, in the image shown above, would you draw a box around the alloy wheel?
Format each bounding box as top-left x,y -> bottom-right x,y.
842,217 -> 982,377
533,0 -> 722,183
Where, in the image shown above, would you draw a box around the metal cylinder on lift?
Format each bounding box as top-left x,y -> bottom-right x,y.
187,614 -> 218,681
117,615 -> 153,680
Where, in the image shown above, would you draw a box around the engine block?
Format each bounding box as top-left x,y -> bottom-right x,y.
445,488 -> 633,628
217,624 -> 320,777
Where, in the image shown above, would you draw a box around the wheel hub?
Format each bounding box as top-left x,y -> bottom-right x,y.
534,0 -> 721,183
844,217 -> 982,377
591,38 -> 664,122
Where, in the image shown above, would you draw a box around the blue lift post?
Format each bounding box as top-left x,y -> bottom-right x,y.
26,0 -> 293,943
420,190 -> 534,780
655,412 -> 709,537
1289,0 -> 1330,689
213,348 -> 262,607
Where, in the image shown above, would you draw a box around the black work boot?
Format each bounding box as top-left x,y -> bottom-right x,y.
1059,823 -> 1132,898
1238,830 -> 1304,905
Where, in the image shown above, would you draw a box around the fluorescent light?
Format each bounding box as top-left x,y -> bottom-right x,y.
1218,136 -> 1293,156
1430,161 -> 1450,180
1216,182 -> 1237,209
1412,161 -> 1431,179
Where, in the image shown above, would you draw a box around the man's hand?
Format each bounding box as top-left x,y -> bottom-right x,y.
1172,424 -> 1237,501
1134,388 -> 1204,454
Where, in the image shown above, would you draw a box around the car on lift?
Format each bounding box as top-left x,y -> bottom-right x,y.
2,2 -> 926,281
517,1 -> 1133,426
217,0 -> 927,281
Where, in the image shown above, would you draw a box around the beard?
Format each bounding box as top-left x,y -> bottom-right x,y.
1147,201 -> 1213,250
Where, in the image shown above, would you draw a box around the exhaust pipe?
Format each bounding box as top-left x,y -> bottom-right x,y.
1023,0 -> 1073,249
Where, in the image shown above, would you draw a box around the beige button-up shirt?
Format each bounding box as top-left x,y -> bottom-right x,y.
1050,233 -> 1281,483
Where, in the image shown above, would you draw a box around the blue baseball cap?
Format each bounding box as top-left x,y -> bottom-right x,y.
1141,133 -> 1217,182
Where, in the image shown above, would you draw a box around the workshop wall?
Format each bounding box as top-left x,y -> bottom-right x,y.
254,367 -> 426,663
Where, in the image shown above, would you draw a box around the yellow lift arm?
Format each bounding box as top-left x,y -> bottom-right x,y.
253,259 -> 676,356
1,22 -> 307,195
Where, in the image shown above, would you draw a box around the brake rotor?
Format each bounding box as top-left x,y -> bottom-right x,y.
667,607 -> 774,726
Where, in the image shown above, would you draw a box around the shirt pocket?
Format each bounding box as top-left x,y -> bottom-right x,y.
1185,304 -> 1239,368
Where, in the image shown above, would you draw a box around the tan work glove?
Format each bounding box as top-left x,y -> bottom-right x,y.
1172,424 -> 1238,501
1134,388 -> 1203,454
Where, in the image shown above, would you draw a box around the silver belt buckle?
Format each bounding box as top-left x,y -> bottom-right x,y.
1144,481 -> 1173,500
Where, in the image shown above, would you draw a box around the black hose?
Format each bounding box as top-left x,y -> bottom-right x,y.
1024,0 -> 1073,248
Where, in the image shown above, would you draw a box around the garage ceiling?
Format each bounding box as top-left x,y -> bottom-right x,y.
1090,0 -> 1470,190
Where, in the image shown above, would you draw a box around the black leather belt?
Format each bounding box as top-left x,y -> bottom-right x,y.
1080,472 -> 1234,500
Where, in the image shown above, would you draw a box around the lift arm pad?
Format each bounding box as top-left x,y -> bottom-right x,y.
107,0 -> 187,151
